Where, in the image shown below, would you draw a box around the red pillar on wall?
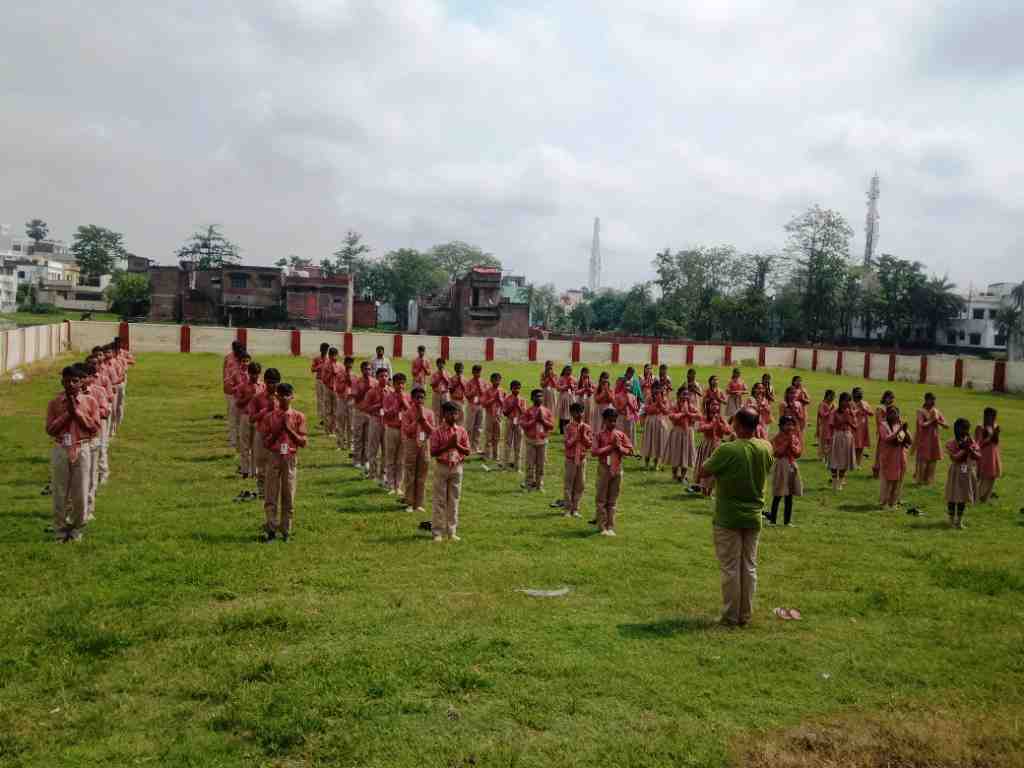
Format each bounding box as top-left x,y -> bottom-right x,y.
954,358 -> 964,388
343,332 -> 353,357
919,355 -> 928,384
571,340 -> 581,363
651,342 -> 659,366
393,333 -> 403,359
993,360 -> 1006,393
863,353 -> 871,379
180,325 -> 191,353
686,345 -> 694,366
442,336 -> 452,361
119,321 -> 130,351
888,353 -> 896,381
236,327 -> 247,348
835,350 -> 844,375
290,329 -> 301,356
611,342 -> 620,364
758,346 -> 766,366
811,349 -> 818,371
485,338 -> 495,362
723,345 -> 732,367
792,348 -> 798,368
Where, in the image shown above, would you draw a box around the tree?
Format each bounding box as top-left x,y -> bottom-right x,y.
871,255 -> 927,347
912,275 -> 965,347
653,245 -> 741,339
105,272 -> 151,316
588,290 -> 627,331
528,283 -> 561,328
274,255 -> 313,270
568,302 -> 595,334
783,205 -> 854,343
428,241 -> 501,284
998,283 -> 1024,361
176,225 -> 241,269
621,282 -> 657,335
25,219 -> 49,245
323,230 -> 371,277
374,249 -> 447,328
71,225 -> 127,279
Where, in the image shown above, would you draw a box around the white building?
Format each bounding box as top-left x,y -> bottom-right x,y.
941,283 -> 1015,351
0,263 -> 17,313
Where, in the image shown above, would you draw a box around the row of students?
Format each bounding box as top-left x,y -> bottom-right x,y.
44,339 -> 134,541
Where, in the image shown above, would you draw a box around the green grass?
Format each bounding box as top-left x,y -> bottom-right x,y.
1,354 -> 1023,767
1,310 -> 121,327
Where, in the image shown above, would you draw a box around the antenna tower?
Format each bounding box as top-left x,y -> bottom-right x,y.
589,217 -> 601,292
864,173 -> 880,267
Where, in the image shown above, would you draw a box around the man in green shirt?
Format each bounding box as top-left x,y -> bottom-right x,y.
698,407 -> 774,626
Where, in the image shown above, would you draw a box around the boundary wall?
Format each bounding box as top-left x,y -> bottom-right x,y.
66,321 -> 1023,394
1,322 -> 71,374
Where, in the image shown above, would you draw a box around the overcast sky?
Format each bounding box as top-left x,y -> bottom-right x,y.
2,1 -> 1021,291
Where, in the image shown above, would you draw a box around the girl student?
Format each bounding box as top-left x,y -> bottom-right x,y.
639,363 -> 656,403
685,368 -> 704,398
851,387 -> 873,468
816,389 -> 835,461
872,391 -> 895,478
761,372 -> 776,403
975,407 -> 1001,502
790,375 -> 811,432
913,392 -> 948,484
577,366 -> 594,421
748,381 -> 772,439
591,371 -> 613,434
779,386 -> 805,434
541,360 -> 558,414
657,364 -> 672,395
828,392 -> 857,491
877,405 -> 913,509
555,364 -> 577,435
702,374 -> 727,416
613,376 -> 640,445
666,385 -> 700,483
694,397 -> 733,496
768,415 -> 803,526
725,368 -> 747,419
640,381 -> 670,471
945,418 -> 981,530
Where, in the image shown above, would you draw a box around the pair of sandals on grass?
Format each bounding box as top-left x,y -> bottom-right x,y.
773,607 -> 803,621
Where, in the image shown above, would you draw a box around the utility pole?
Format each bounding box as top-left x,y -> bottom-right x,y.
864,173 -> 880,267
589,217 -> 601,292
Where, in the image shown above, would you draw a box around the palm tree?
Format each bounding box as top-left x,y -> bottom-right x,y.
913,276 -> 965,348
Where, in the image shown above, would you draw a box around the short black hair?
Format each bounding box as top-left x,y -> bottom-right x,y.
328,347 -> 338,356
264,367 -> 281,383
530,388 -> 543,399
570,402 -> 584,415
277,383 -> 294,397
344,356 -> 354,365
510,380 -> 521,389
602,407 -> 618,421
411,386 -> 426,397
490,372 -> 501,382
248,362 -> 262,376
441,400 -> 459,415
778,415 -> 795,429
733,407 -> 759,433
320,343 -> 330,353
393,372 -> 407,383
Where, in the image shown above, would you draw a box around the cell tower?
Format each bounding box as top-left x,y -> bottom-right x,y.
589,217 -> 601,292
864,173 -> 880,267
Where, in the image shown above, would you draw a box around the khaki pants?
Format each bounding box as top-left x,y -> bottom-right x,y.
467,404 -> 484,451
226,394 -> 238,447
596,463 -> 621,530
115,382 -> 126,431
977,474 -> 996,502
97,416 -> 110,483
323,387 -> 337,434
431,391 -> 448,419
915,458 -> 937,484
264,452 -> 297,534
879,476 -> 903,507
713,526 -> 760,626
432,462 -> 463,537
87,436 -> 102,517
253,429 -> 267,494
563,459 -> 586,513
315,379 -> 325,423
504,423 -> 523,471
484,412 -> 501,461
352,409 -> 369,466
367,419 -> 385,480
238,416 -> 254,476
525,440 -> 547,489
403,438 -> 430,509
52,444 -> 91,539
384,427 -> 404,491
335,396 -> 352,451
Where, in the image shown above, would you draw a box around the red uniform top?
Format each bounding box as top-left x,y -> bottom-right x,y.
541,370 -> 557,389
640,374 -> 655,402
320,359 -> 338,388
780,400 -> 805,425
430,370 -> 451,395
333,366 -> 352,397
430,423 -> 471,465
449,374 -> 467,403
556,375 -> 576,394
699,416 -> 733,444
771,430 -> 803,461
593,384 -> 613,411
686,380 -> 704,398
223,353 -> 235,378
852,400 -> 873,449
946,438 -> 980,466
613,389 -> 640,420
249,388 -> 276,428
817,402 -> 834,440
520,405 -> 555,442
830,409 -> 855,433
578,374 -> 594,397
727,377 -> 747,395
400,402 -> 436,441
264,409 -> 308,455
224,369 -> 246,397
658,375 -> 672,394
235,378 -> 263,411
383,389 -> 412,429
502,394 -> 526,425
464,375 -> 485,405
703,388 -> 727,411
669,397 -> 701,429
644,392 -> 669,416
351,375 -> 374,410
974,425 -> 1002,479
85,381 -> 111,421
564,421 -> 593,465
877,421 -> 912,481
751,395 -> 773,427
481,384 -> 504,417
914,407 -> 946,462
110,357 -> 126,384
362,383 -> 388,421
46,391 -> 100,462
794,385 -> 811,406
593,428 -> 634,476
310,355 -> 326,376
411,356 -> 432,385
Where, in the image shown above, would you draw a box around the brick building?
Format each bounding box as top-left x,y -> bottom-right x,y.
148,262 -> 283,325
418,266 -> 529,338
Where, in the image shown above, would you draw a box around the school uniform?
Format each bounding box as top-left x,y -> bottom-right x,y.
46,391 -> 100,540
702,389 -> 727,420
481,384 -> 505,462
817,402 -> 835,459
770,432 -> 804,498
382,389 -> 411,492
84,380 -> 111,518
430,370 -> 450,417
725,379 -> 747,419
363,384 -> 388,481
310,355 -> 327,424
913,407 -> 946,483
975,426 -> 1001,502
666,397 -> 699,472
695,417 -> 732,494
853,399 -> 873,460
501,394 -> 526,471
556,375 -> 576,422
248,388 -> 277,496
401,404 -> 436,510
234,377 -> 264,477
871,405 -> 888,475
320,358 -> 338,434
411,356 -> 432,387
593,428 -> 633,532
449,374 -> 467,426
541,372 -> 558,414
223,362 -> 243,447
333,367 -> 354,452
430,423 -> 471,538
591,386 -> 613,435
521,405 -> 555,490
563,420 -> 593,515
613,389 -> 639,445
877,421 -> 911,507
944,439 -> 979,505
829,410 -> 857,472
640,393 -> 670,461
577,375 -> 594,422
263,408 -> 308,536
350,375 -> 375,467
464,376 -> 486,451
793,386 -> 811,432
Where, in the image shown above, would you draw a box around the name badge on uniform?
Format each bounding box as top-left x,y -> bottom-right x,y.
513,417 -> 519,427
960,463 -> 968,475
380,409 -> 385,417
280,441 -> 290,455
449,450 -> 458,463
62,433 -> 72,447
418,432 -> 426,443
538,428 -> 546,438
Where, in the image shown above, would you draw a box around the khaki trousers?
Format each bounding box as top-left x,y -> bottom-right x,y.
335,396 -> 352,451
525,440 -> 547,489
403,438 -> 430,509
115,382 -> 126,431
323,387 -> 337,434
977,475 -> 996,502
879,476 -> 903,507
238,416 -> 254,475
226,394 -> 238,447
504,423 -> 523,471
431,391 -> 448,418
264,452 -> 297,534
432,462 -> 463,537
563,459 -> 586,513
384,427 -> 404,491
253,429 -> 267,493
52,445 -> 91,538
596,463 -> 621,530
367,419 -> 385,480
88,435 -> 102,517
315,379 -> 325,422
915,458 -> 937,484
97,416 -> 110,483
713,526 -> 760,626
351,410 -> 369,466
467,404 -> 484,451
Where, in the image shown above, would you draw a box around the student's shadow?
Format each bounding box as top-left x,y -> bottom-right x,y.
548,528 -> 600,539
905,520 -> 953,531
190,531 -> 262,545
617,616 -> 718,638
837,503 -> 878,513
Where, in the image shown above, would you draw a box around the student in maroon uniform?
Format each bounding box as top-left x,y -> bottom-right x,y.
429,401 -> 471,542
262,383 -> 308,542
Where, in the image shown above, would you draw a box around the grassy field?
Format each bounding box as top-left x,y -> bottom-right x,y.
0,310 -> 121,327
1,353 -> 1023,767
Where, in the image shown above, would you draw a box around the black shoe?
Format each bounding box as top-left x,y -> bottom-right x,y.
280,532 -> 290,543
550,499 -> 565,508
418,520 -> 432,531
260,530 -> 276,542
587,518 -> 597,525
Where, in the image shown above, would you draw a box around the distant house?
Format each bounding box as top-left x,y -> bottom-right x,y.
149,262 -> 283,325
418,266 -> 530,338
0,263 -> 16,313
282,266 -> 376,329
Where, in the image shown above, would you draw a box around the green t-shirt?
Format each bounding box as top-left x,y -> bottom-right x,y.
702,438 -> 774,529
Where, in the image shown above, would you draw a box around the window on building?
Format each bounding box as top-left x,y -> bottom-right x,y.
972,308 -> 985,320
17,271 -> 25,279
946,332 -> 957,345
258,275 -> 274,289
995,334 -> 1007,346
230,274 -> 248,289
989,309 -> 999,319
959,330 -> 966,340
969,332 -> 982,346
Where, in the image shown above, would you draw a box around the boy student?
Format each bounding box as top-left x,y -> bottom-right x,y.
562,402 -> 593,518
401,386 -> 436,513
311,342 -> 330,425
249,367 -> 281,499
430,359 -> 450,416
46,366 -> 101,541
520,389 -> 555,491
412,345 -> 432,386
592,407 -> 634,536
350,361 -> 374,470
363,367 -> 391,484
262,383 -> 308,542
481,371 -> 505,467
319,347 -> 340,434
449,362 -> 468,423
501,380 -> 526,472
80,361 -> 111,521
234,361 -> 264,492
223,348 -> 250,447
465,364 -> 486,453
383,372 -> 411,495
370,345 -> 392,377
333,356 -> 355,454
430,401 -> 471,542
